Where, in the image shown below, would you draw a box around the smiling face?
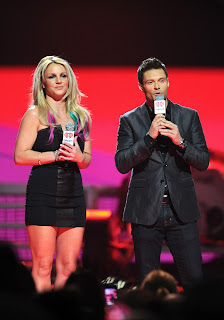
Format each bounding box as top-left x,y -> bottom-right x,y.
43,63 -> 69,101
139,68 -> 169,109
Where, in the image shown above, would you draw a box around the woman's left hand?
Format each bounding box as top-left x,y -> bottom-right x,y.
59,136 -> 85,163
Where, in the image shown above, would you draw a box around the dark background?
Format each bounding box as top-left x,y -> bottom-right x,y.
1,0 -> 224,67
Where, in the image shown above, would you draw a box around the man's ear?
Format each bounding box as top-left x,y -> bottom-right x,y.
167,78 -> 170,88
138,83 -> 144,91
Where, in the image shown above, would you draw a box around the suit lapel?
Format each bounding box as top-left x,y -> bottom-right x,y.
170,100 -> 180,129
139,102 -> 151,132
170,101 -> 184,137
164,100 -> 181,162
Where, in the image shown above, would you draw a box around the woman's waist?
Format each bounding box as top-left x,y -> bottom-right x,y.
33,161 -> 77,169
27,162 -> 83,194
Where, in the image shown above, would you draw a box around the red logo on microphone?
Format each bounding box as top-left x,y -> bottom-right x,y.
155,101 -> 164,107
65,132 -> 73,139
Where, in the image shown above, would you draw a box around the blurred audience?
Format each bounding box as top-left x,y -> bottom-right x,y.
140,269 -> 178,299
180,276 -> 224,319
34,268 -> 105,320
65,268 -> 106,319
1,240 -> 224,320
0,241 -> 35,296
0,241 -> 51,320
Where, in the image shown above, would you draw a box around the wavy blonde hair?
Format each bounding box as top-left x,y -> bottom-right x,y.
32,55 -> 91,140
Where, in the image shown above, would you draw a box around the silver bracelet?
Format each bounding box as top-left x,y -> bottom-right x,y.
38,152 -> 42,165
54,150 -> 59,162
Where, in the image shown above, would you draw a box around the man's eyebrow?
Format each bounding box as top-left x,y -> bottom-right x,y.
145,77 -> 166,81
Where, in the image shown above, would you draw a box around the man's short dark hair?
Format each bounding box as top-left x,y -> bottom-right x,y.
137,57 -> 168,84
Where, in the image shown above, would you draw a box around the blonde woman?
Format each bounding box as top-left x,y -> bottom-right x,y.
14,56 -> 91,292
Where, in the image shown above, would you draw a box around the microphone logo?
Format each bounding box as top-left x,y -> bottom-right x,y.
154,96 -> 166,115
62,122 -> 75,145
64,132 -> 73,139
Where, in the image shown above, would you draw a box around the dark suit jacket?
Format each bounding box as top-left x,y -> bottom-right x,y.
115,100 -> 210,226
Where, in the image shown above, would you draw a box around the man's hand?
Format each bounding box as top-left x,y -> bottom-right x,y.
149,114 -> 166,139
159,119 -> 182,145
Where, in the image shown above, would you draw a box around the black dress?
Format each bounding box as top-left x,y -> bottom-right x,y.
25,125 -> 86,227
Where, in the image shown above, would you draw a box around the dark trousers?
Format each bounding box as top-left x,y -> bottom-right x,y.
131,202 -> 203,290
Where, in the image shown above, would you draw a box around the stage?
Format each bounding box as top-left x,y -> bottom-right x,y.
1,182 -> 224,287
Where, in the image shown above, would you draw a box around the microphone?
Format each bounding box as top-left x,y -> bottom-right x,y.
154,95 -> 166,115
62,122 -> 75,146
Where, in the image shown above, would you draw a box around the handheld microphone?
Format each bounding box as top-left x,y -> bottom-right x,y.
62,122 -> 75,146
154,95 -> 166,115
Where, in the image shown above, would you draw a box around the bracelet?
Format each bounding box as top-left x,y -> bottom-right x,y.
38,152 -> 42,165
54,150 -> 59,162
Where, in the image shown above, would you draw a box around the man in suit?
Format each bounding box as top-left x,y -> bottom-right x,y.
115,57 -> 209,290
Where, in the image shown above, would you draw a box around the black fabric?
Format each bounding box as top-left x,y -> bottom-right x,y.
115,99 -> 210,226
115,99 -> 209,289
145,102 -> 172,197
25,125 -> 86,227
131,203 -> 203,288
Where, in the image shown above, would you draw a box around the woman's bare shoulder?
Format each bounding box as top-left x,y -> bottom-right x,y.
19,106 -> 40,129
24,105 -> 39,117
21,106 -> 40,123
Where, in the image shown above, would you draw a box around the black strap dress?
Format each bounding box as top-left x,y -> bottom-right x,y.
25,125 -> 86,227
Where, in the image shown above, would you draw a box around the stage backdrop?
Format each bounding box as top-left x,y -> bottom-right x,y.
0,67 -> 223,186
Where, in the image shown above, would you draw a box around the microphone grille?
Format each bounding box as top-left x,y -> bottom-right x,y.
65,122 -> 75,131
155,95 -> 164,100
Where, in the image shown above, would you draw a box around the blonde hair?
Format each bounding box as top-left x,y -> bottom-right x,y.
32,55 -> 91,137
